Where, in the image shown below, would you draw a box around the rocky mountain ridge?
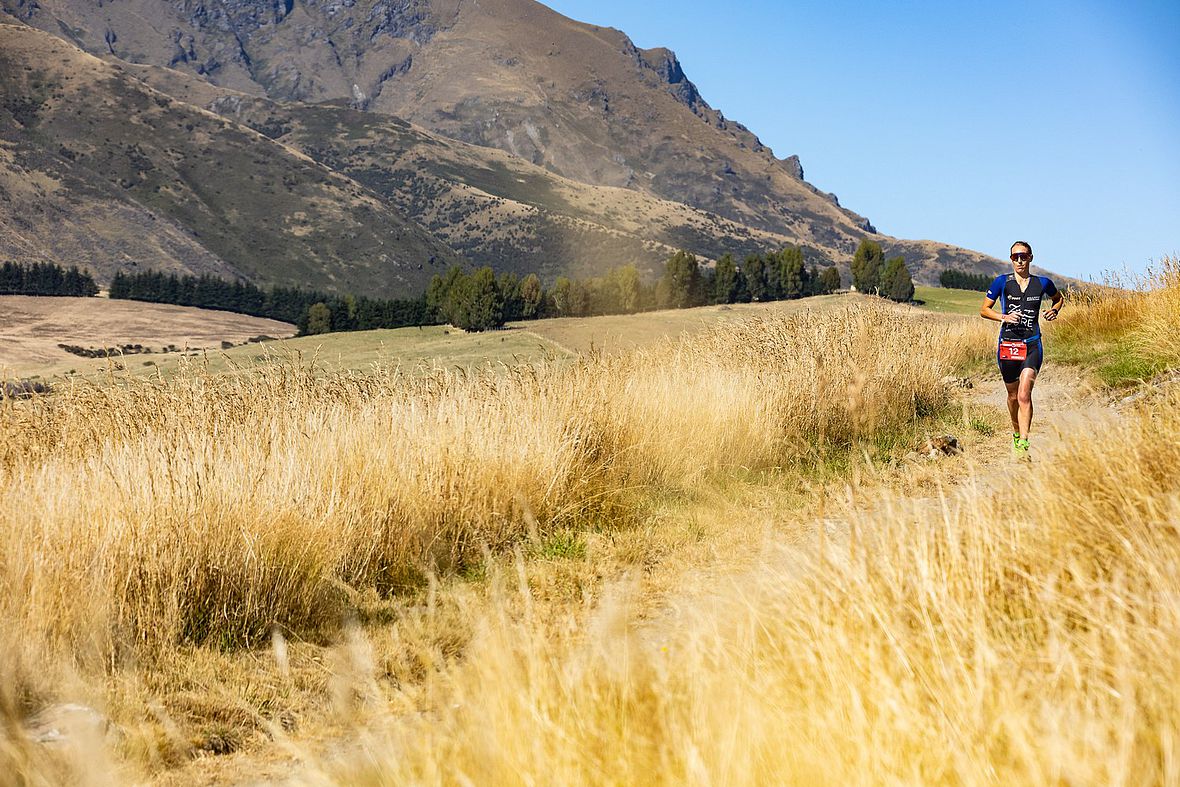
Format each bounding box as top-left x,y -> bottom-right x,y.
2,0 -> 1003,281
0,23 -> 459,296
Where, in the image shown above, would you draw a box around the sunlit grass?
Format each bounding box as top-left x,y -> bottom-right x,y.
2,260 -> 1177,785
1053,257 -> 1180,386
913,284 -> 982,315
353,384 -> 1180,786
0,301 -> 971,660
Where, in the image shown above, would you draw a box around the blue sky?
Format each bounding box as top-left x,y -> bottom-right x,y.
543,0 -> 1179,280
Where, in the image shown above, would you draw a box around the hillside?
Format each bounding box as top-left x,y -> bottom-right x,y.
124,64 -> 826,281
2,0 -> 1005,282
0,23 -> 460,297
0,294 -> 295,375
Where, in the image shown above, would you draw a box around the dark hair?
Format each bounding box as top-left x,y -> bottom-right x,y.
1010,240 -> 1033,255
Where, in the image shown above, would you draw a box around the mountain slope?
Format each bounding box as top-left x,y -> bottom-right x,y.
2,0 -> 1004,280
0,23 -> 460,296
122,61 -> 836,281
122,58 -> 1007,287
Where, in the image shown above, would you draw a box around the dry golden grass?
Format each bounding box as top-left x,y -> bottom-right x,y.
306,257 -> 1178,786
515,294 -> 847,355
337,383 -> 1180,785
0,300 -> 962,664
1,271 -> 1175,785
1136,257 -> 1180,366
1053,256 -> 1180,384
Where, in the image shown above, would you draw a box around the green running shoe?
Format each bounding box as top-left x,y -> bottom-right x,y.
1014,437 -> 1031,460
1012,432 -> 1020,450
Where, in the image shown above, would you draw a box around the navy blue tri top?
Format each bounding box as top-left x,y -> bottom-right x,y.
986,274 -> 1059,343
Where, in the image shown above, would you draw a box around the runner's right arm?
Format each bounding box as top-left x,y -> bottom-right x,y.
980,276 -> 1018,323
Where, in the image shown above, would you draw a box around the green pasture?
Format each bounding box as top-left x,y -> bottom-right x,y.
912,286 -> 982,316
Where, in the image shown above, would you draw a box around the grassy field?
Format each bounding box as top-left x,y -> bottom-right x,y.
0,295 -> 296,378
66,325 -> 567,380
113,294 -> 843,377
1,298 -> 987,776
514,293 -> 847,354
1050,267 -> 1179,386
1,298 -> 565,381
3,261 -> 1179,785
913,285 -> 983,315
5,293 -> 852,382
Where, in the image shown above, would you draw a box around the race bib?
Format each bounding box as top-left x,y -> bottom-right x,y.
999,341 -> 1027,361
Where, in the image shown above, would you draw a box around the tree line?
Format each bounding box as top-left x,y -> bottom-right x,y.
0,261 -> 99,297
656,247 -> 843,310
849,240 -> 915,302
424,247 -> 845,331
939,268 -> 994,291
109,270 -> 429,334
93,243 -> 915,336
426,264 -> 653,331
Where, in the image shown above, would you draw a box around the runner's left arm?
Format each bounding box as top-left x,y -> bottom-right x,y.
1041,279 -> 1064,322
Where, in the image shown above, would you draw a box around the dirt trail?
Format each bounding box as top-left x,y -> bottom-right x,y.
820,364 -> 1115,549
967,365 -> 1115,467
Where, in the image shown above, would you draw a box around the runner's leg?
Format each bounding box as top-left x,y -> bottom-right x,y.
1005,379 -> 1020,435
1016,368 -> 1037,439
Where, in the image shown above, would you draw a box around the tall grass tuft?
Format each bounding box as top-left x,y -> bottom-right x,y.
1055,255 -> 1180,383
1139,256 -> 1180,365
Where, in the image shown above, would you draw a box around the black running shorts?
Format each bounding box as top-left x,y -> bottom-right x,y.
998,338 -> 1043,384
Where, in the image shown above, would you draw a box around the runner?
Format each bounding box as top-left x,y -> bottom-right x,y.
980,241 -> 1065,459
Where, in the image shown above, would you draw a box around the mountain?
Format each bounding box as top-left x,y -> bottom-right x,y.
0,20 -> 811,292
1,0 -> 1005,283
121,60 -> 826,283
0,22 -> 460,297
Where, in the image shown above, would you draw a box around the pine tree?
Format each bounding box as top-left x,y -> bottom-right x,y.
804,264 -> 819,296
109,271 -> 128,299
520,273 -> 543,319
0,261 -> 21,294
331,294 -> 358,331
778,246 -> 806,299
880,256 -> 915,302
818,266 -> 842,294
743,254 -> 768,301
712,254 -> 740,304
659,250 -> 704,309
427,266 -> 466,321
764,250 -> 784,300
851,239 -> 885,294
498,272 -> 523,322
